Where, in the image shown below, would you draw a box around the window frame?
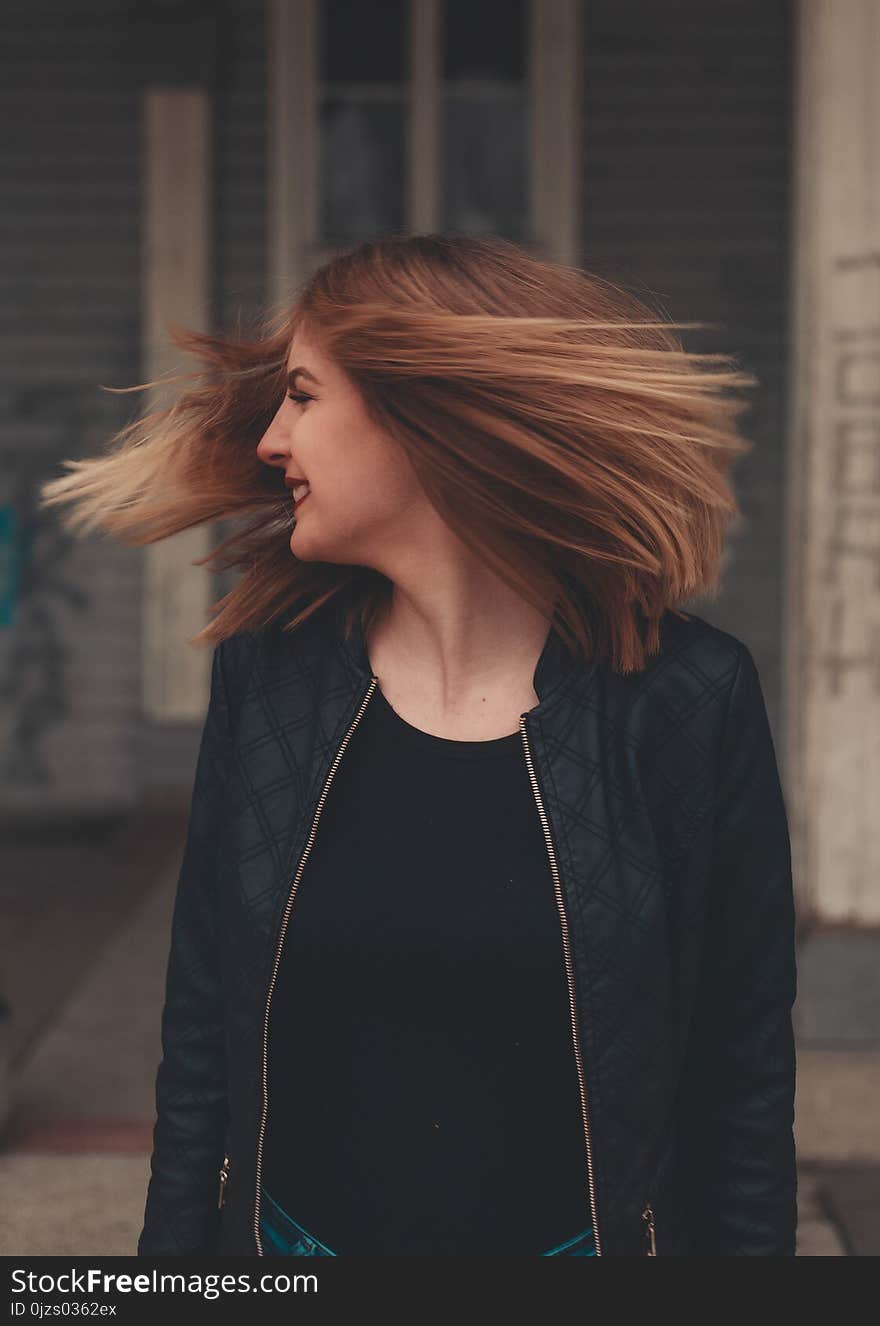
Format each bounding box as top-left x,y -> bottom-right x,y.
267,0 -> 582,303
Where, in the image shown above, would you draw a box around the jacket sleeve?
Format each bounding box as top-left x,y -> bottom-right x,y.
675,642 -> 798,1255
137,641 -> 235,1256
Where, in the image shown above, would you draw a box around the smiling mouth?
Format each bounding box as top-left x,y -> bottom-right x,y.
293,491 -> 311,511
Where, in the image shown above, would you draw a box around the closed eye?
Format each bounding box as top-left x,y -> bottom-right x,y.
286,389 -> 312,406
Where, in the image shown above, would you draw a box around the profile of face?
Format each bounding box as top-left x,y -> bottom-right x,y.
256,330 -> 429,572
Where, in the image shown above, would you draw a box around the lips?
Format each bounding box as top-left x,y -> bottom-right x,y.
293,490 -> 311,511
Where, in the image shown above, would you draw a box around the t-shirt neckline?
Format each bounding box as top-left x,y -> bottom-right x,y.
371,684 -> 523,760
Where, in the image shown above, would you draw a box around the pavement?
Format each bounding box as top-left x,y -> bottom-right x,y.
0,801 -> 878,1257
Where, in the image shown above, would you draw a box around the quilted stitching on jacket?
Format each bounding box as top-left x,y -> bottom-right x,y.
137,604 -> 797,1257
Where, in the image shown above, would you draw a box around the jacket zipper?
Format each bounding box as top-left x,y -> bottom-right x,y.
252,676 -> 380,1255
218,1154 -> 229,1210
240,681 -> 611,1253
642,1202 -> 657,1255
519,716 -> 603,1257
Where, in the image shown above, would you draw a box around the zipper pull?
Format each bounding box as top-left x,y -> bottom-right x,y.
642,1203 -> 656,1256
218,1155 -> 230,1210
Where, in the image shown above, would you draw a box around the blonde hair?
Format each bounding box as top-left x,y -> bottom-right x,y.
38,232 -> 756,674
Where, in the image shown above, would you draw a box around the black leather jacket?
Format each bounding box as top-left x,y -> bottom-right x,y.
137,596 -> 798,1257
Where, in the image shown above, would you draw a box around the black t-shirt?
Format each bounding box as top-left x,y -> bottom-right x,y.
262,682 -> 592,1254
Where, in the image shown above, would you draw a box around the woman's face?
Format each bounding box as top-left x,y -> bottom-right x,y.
256,330 -> 428,570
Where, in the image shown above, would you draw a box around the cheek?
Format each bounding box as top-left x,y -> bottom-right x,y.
332,471 -> 420,526
325,430 -> 423,517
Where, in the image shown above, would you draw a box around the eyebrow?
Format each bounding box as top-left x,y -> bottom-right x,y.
286,365 -> 320,388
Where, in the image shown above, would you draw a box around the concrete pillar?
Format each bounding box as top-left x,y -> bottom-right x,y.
141,88 -> 213,722
785,1 -> 880,924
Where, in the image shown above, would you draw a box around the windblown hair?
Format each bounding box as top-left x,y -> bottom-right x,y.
38,232 -> 757,674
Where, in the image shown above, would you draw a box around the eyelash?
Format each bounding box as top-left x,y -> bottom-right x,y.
286,389 -> 312,406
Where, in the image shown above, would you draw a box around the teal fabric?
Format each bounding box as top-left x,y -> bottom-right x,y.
541,1225 -> 598,1256
260,1188 -> 336,1256
259,1185 -> 596,1256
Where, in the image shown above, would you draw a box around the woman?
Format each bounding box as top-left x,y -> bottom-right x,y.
39,233 -> 798,1257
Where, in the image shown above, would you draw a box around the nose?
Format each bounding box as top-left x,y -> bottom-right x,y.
255,411 -> 292,469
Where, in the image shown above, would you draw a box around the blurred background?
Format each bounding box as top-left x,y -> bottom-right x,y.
0,0 -> 877,1256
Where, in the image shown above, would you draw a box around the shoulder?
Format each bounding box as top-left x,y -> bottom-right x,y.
596,608 -> 760,750
593,607 -> 753,696
215,629 -> 261,695
651,608 -> 754,690
215,598 -> 339,697
604,612 -> 772,833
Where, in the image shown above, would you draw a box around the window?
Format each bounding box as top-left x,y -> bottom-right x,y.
268,0 -> 580,296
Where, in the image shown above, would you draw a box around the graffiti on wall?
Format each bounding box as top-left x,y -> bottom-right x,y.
821,250 -> 880,698
0,442 -> 90,785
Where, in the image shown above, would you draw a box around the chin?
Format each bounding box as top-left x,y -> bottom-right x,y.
289,527 -> 317,560
290,508 -> 371,565
289,522 -> 340,563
